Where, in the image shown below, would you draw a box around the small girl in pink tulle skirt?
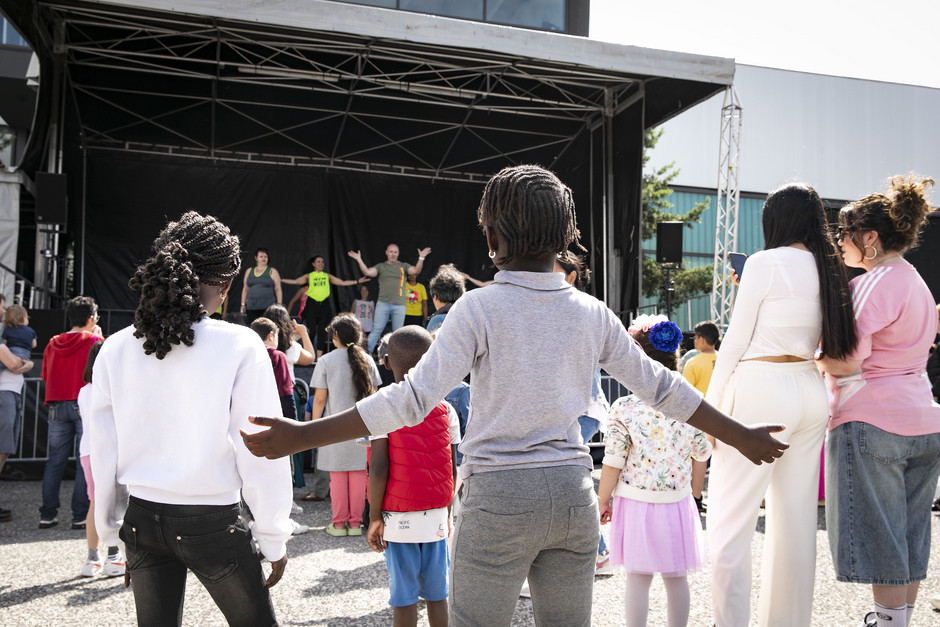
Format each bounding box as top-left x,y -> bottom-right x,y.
597,314 -> 712,627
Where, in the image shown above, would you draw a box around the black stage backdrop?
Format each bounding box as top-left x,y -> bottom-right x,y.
83,153 -> 494,318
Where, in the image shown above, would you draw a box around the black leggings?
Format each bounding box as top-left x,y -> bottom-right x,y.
301,298 -> 331,353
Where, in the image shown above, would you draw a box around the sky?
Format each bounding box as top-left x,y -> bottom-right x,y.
590,0 -> 940,90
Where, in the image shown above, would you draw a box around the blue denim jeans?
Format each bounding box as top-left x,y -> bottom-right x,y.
367,301 -> 406,354
40,401 -> 88,523
121,497 -> 278,627
826,421 -> 940,585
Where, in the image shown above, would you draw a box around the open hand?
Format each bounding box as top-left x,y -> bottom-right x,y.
357,276 -> 370,284
347,250 -> 362,261
417,247 -> 432,259
736,424 -> 789,465
240,416 -> 307,459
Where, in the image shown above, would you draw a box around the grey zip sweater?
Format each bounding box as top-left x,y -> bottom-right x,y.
357,270 -> 703,478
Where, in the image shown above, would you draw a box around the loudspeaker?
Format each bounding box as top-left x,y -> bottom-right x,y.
656,221 -> 683,264
36,172 -> 67,223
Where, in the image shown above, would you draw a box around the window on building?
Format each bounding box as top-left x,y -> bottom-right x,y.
1,18 -> 29,47
487,0 -> 565,31
328,0 -> 568,33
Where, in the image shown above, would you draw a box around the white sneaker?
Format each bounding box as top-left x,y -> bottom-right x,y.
80,557 -> 102,577
930,593 -> 940,611
102,552 -> 126,577
290,501 -> 304,515
289,519 -> 309,535
595,551 -> 616,575
519,579 -> 531,598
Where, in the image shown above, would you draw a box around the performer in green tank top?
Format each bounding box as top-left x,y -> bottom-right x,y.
282,255 -> 367,358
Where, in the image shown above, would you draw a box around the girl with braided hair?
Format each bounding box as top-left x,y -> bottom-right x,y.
817,176 -> 940,627
307,313 -> 380,536
243,165 -> 788,626
90,211 -> 292,626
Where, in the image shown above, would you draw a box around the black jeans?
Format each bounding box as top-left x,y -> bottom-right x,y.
121,497 -> 277,627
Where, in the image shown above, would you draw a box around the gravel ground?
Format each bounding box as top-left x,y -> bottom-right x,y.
2,473 -> 939,626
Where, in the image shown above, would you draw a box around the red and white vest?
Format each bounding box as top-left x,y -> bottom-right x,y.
383,402 -> 454,513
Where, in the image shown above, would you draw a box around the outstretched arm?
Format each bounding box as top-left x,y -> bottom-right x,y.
459,272 -> 493,288
685,399 -> 788,465
347,251 -> 378,277
328,273 -> 369,287
408,247 -> 432,276
281,274 -> 309,286
241,406 -> 370,459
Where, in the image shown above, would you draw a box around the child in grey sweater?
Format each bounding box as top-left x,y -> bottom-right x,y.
242,165 -> 789,626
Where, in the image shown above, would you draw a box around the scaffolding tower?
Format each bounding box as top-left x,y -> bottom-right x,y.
710,86 -> 743,331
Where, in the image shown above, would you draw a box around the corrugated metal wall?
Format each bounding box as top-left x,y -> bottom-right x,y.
638,190 -> 766,331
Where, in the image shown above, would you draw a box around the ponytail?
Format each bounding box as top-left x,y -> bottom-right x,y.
327,313 -> 374,401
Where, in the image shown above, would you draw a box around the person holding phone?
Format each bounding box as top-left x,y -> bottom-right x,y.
705,183 -> 857,627
728,252 -> 747,281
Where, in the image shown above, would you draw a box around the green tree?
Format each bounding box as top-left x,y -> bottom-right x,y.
641,128 -> 712,305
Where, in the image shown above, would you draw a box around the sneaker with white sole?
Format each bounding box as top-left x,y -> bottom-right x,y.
290,501 -> 304,515
519,579 -> 531,598
289,519 -> 309,535
595,551 -> 615,575
38,517 -> 58,529
102,552 -> 126,577
930,593 -> 940,611
80,557 -> 102,577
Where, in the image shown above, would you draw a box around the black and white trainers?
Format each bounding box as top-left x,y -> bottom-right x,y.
38,517 -> 59,529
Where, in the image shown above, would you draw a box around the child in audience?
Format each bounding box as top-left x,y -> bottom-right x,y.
1,305 -> 36,367
598,315 -> 712,627
77,339 -> 125,578
242,165 -> 788,626
681,320 -> 720,511
251,317 -> 296,420
366,326 -> 459,627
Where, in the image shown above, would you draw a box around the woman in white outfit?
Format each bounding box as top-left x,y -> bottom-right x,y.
705,184 -> 857,627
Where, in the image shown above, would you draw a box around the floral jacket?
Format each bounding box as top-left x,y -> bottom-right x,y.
603,394 -> 711,503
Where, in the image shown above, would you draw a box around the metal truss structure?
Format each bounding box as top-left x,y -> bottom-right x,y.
710,86 -> 743,330
42,2 -> 654,182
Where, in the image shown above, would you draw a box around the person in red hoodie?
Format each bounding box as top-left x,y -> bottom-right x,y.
366,325 -> 459,627
39,296 -> 102,529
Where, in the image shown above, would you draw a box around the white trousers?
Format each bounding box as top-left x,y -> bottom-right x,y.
707,360 -> 828,627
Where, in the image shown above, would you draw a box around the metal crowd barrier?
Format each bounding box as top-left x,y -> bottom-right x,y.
10,374 -> 631,464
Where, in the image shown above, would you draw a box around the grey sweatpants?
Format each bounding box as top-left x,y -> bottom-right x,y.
450,465 -> 599,626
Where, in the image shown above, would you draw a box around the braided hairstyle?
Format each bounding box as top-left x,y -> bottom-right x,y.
477,165 -> 583,264
763,183 -> 857,360
130,211 -> 241,359
841,175 -> 935,254
326,313 -> 375,401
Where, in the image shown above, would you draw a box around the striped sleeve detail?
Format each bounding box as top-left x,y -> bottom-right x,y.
851,266 -> 891,320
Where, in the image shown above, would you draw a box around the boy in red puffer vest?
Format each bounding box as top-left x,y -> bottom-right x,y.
366,325 -> 459,627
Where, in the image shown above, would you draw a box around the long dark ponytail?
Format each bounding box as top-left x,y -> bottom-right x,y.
327,313 -> 374,401
129,212 -> 241,359
762,184 -> 857,359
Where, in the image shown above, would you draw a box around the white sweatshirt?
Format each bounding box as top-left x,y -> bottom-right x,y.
90,319 -> 293,561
